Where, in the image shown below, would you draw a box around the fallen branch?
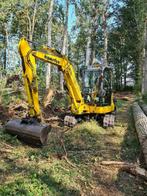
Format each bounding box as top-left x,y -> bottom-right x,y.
0,149 -> 12,153
1,142 -> 14,149
63,127 -> 72,133
59,136 -> 76,168
101,161 -> 147,180
10,103 -> 27,111
45,116 -> 62,122
62,155 -> 77,168
101,161 -> 134,166
60,138 -> 68,157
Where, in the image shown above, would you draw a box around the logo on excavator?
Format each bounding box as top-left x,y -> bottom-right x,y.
45,55 -> 60,64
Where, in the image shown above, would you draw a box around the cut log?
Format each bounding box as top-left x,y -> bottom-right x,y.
132,103 -> 147,166
101,161 -> 147,180
140,103 -> 147,116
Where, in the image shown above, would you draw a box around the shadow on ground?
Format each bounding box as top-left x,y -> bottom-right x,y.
0,156 -> 80,196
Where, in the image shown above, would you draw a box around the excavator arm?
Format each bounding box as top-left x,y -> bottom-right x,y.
18,38 -> 40,118
18,38 -> 84,119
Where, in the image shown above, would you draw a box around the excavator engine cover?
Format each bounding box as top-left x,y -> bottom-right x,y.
5,119 -> 51,146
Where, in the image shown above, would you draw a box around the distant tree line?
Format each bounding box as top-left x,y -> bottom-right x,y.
0,0 -> 146,93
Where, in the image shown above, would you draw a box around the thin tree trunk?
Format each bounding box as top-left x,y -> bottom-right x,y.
3,23 -> 9,70
30,0 -> 38,41
26,0 -> 38,42
124,62 -> 127,89
85,33 -> 91,67
142,18 -> 147,94
124,72 -> 127,89
46,0 -> 54,90
3,37 -> 7,70
60,0 -> 69,92
90,4 -> 98,65
102,0 -> 108,67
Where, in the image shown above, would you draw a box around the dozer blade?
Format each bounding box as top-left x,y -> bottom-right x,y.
5,119 -> 51,146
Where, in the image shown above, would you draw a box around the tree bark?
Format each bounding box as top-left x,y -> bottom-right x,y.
46,0 -> 54,90
90,3 -> 98,65
85,31 -> 91,67
102,0 -> 108,67
142,18 -> 147,94
30,0 -> 38,41
60,0 -> 69,92
132,103 -> 147,166
3,23 -> 9,70
27,0 -> 38,42
140,103 -> 147,116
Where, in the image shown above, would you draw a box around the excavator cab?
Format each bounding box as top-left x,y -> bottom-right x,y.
82,66 -> 113,106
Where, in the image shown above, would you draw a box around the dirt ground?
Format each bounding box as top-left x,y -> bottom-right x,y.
0,92 -> 147,196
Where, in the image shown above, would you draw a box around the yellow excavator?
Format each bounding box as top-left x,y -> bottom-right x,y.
5,38 -> 115,145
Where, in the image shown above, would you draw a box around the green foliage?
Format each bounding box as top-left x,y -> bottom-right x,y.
115,99 -> 126,109
108,0 -> 146,91
0,128 -> 21,145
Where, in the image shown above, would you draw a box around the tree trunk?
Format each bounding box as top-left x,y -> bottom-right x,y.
3,23 -> 9,70
102,0 -> 108,67
27,0 -> 38,42
3,37 -> 7,70
46,0 -> 54,90
132,103 -> 147,166
85,32 -> 91,67
30,0 -> 38,41
124,63 -> 127,89
90,4 -> 98,65
142,18 -> 147,94
60,0 -> 69,92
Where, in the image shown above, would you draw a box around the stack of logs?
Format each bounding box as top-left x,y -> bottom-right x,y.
133,103 -> 147,166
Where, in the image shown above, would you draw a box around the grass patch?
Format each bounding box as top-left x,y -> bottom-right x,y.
0,173 -> 80,196
0,128 -> 21,146
65,121 -> 103,151
120,107 -> 141,161
0,93 -> 147,196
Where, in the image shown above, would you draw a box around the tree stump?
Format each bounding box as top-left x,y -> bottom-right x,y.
132,103 -> 147,166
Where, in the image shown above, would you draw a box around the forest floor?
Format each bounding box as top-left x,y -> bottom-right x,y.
0,92 -> 147,196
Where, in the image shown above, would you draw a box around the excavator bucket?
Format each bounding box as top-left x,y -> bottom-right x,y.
5,119 -> 51,146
